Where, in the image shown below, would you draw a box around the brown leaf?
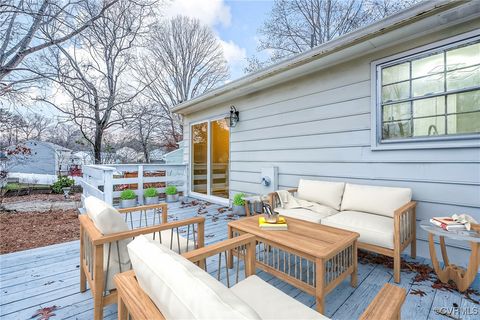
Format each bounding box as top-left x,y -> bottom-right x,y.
31,305 -> 59,320
410,289 -> 426,297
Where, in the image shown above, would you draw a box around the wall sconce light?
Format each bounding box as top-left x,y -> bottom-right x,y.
228,105 -> 239,127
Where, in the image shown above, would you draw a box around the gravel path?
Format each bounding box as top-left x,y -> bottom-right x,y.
3,199 -> 81,212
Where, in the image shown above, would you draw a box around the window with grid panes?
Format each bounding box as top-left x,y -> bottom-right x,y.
379,39 -> 480,141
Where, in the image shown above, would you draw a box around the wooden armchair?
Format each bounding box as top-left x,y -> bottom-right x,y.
79,205 -> 205,320
114,233 -> 406,320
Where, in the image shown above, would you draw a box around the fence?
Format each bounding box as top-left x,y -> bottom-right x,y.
81,163 -> 187,206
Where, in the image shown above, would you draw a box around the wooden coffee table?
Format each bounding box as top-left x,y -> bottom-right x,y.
227,216 -> 359,313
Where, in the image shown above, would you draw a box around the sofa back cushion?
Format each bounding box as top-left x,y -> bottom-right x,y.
297,179 -> 346,210
340,183 -> 412,218
128,235 -> 261,320
84,196 -> 131,290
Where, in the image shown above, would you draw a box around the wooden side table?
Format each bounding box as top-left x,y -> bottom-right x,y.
420,220 -> 480,292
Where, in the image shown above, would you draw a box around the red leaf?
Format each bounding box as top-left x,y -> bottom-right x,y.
31,305 -> 59,320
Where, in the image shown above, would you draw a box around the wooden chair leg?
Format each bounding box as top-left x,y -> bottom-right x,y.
394,248 -> 401,283
80,266 -> 87,293
93,296 -> 104,320
410,239 -> 417,259
93,244 -> 104,320
118,296 -> 128,320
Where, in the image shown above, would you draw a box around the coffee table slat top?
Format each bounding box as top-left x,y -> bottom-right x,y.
228,216 -> 359,258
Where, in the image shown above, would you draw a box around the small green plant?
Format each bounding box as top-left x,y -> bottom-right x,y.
232,193 -> 245,206
165,185 -> 177,195
144,187 -> 158,198
120,189 -> 136,200
51,176 -> 74,194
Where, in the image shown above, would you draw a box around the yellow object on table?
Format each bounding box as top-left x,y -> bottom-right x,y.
258,216 -> 288,230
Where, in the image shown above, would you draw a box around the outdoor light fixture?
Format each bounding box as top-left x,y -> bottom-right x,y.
228,105 -> 239,127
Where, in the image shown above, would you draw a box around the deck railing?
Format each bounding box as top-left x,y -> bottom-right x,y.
81,163 -> 187,206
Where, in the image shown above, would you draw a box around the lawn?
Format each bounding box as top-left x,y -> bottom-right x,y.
4,182 -> 51,191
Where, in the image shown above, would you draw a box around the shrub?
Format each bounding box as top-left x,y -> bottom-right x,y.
51,176 -> 74,194
144,187 -> 158,198
120,189 -> 136,200
232,193 -> 245,206
165,185 -> 177,195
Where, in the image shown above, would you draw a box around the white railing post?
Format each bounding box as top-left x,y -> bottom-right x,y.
104,169 -> 114,206
138,164 -> 144,205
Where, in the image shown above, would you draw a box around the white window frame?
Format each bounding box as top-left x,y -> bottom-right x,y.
189,116 -> 230,206
371,30 -> 480,150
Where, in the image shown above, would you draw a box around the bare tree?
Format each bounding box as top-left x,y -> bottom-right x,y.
38,0 -> 152,163
0,0 -> 119,98
134,16 -> 229,147
47,122 -> 86,150
16,112 -> 51,141
0,107 -> 22,147
124,103 -> 164,163
246,0 -> 419,73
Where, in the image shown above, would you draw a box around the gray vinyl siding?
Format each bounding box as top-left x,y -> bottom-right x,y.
183,21 -> 480,263
9,141 -> 56,175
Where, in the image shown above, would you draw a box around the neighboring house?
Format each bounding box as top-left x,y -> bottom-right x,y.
73,151 -> 94,166
8,140 -> 74,176
172,2 -> 480,262
162,141 -> 185,164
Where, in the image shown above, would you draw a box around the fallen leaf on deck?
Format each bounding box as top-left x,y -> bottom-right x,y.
31,305 -> 59,319
410,289 -> 426,297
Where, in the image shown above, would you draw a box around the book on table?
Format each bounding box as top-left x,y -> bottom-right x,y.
430,216 -> 466,231
259,216 -> 288,230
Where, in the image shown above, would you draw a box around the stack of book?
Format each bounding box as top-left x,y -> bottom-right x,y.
259,216 -> 288,231
430,217 -> 467,231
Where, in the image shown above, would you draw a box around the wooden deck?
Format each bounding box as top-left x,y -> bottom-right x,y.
1,200 -> 478,320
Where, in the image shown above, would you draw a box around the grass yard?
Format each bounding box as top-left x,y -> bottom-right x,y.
4,182 -> 51,191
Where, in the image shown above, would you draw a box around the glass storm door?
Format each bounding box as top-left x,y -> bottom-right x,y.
191,119 -> 229,199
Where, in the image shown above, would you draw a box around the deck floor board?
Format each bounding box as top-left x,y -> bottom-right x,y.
1,200 -> 478,320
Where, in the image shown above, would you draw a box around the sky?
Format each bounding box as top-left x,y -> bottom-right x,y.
13,0 -> 274,117
165,0 -> 274,80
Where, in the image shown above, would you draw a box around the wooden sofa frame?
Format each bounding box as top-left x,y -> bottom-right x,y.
269,189 -> 417,283
114,234 -> 406,320
79,204 -> 205,320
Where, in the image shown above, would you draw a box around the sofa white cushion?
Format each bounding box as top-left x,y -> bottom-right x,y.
340,183 -> 411,218
231,275 -> 328,320
297,179 -> 345,210
84,196 -> 131,290
128,235 -> 261,320
275,204 -> 338,224
322,211 -> 394,249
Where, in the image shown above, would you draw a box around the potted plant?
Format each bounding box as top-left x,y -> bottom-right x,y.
120,189 -> 137,208
144,187 -> 159,205
165,185 -> 179,203
232,192 -> 246,216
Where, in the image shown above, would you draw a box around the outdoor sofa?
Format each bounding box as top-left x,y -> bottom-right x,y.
79,196 -> 205,320
269,179 -> 416,283
114,234 -> 406,320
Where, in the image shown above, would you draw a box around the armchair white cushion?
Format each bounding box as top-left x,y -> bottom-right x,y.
144,230 -> 196,254
322,211 -> 394,249
84,196 -> 131,290
128,235 -> 261,320
297,179 -> 345,210
340,183 -> 412,218
85,196 -> 130,234
231,275 -> 328,320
